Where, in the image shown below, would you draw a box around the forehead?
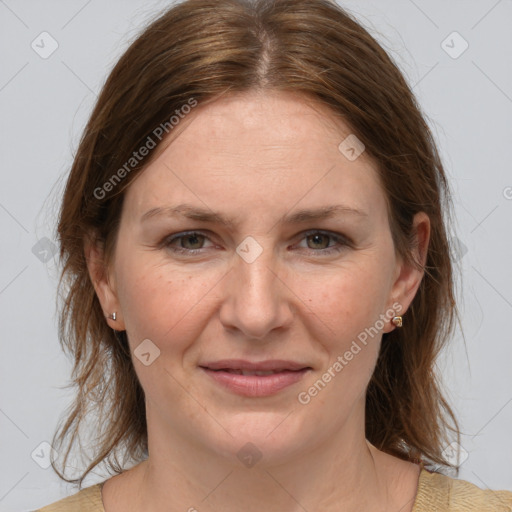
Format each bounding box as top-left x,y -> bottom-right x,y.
123,90 -> 388,225
159,90 -> 360,167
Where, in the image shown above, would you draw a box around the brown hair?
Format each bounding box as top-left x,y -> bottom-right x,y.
52,0 -> 462,486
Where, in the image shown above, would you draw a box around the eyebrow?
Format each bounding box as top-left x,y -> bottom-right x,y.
140,203 -> 368,227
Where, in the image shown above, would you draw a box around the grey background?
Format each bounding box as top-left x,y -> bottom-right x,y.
1,0 -> 511,510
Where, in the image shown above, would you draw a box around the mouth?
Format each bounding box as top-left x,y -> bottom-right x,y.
199,360 -> 312,397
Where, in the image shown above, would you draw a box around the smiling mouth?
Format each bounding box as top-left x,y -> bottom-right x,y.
199,366 -> 312,397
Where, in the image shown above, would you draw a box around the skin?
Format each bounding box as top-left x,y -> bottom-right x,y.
87,89 -> 429,512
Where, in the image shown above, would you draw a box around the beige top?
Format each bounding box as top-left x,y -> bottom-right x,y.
35,468 -> 512,511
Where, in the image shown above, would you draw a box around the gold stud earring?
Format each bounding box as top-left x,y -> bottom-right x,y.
391,316 -> 402,328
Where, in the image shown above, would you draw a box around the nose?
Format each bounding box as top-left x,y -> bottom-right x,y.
218,240 -> 294,341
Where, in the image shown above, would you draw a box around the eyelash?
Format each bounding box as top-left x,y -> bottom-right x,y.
162,230 -> 351,256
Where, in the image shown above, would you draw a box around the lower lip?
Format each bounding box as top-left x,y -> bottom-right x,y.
201,367 -> 310,397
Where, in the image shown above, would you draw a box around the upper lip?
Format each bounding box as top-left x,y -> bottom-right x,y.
200,359 -> 311,371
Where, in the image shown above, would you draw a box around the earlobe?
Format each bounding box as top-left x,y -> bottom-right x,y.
84,236 -> 125,330
385,212 -> 431,332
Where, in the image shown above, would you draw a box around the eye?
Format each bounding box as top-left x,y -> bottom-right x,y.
164,231 -> 214,254
295,230 -> 350,255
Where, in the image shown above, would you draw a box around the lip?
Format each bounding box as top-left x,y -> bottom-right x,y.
199,360 -> 312,397
200,359 -> 310,372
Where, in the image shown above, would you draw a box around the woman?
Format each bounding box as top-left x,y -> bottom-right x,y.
36,0 -> 512,510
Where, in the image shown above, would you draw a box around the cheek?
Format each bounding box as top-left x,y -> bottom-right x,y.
298,279 -> 382,420
115,254 -> 221,351
299,260 -> 388,342
295,261 -> 388,397
115,259 -> 221,402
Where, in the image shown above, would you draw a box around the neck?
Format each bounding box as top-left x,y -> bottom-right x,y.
131,404 -> 395,512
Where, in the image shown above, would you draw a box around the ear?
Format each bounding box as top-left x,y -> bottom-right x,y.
383,211 -> 430,333
84,234 -> 126,331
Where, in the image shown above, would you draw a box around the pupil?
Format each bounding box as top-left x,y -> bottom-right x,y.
185,234 -> 202,249
310,234 -> 327,249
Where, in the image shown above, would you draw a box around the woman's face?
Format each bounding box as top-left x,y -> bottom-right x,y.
90,90 -> 428,465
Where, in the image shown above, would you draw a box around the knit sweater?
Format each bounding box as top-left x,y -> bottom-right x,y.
35,468 -> 512,511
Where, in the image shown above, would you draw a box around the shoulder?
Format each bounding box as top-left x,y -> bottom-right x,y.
413,468 -> 512,511
34,483 -> 105,512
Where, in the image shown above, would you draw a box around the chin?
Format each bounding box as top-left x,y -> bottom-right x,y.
204,410 -> 312,468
